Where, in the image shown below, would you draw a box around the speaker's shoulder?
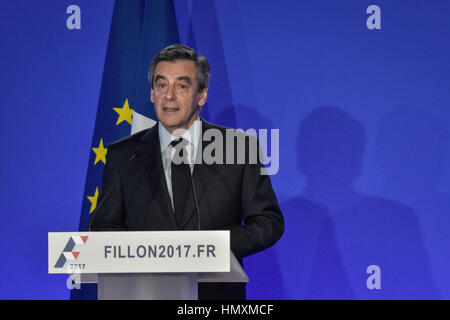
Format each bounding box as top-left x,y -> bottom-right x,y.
107,127 -> 156,154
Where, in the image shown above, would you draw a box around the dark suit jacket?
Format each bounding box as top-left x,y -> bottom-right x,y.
89,118 -> 284,299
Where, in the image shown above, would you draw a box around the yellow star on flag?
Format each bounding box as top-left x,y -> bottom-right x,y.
113,99 -> 134,125
92,138 -> 107,165
87,188 -> 99,214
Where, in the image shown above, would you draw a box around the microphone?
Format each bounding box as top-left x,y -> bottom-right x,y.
173,137 -> 201,231
188,170 -> 201,230
177,142 -> 201,230
88,147 -> 145,231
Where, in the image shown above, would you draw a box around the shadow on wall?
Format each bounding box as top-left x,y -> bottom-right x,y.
376,106 -> 449,298
280,106 -> 440,299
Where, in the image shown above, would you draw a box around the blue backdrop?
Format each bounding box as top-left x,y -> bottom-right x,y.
1,0 -> 449,299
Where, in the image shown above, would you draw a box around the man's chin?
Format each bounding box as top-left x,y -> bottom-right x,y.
159,120 -> 187,134
161,120 -> 179,128
158,116 -> 180,127
158,111 -> 199,133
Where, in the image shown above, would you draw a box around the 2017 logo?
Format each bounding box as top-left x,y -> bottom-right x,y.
54,236 -> 88,268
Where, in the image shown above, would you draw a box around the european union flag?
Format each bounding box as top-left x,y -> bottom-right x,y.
72,0 -> 179,300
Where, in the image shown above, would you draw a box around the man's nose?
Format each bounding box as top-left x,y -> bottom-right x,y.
165,84 -> 176,101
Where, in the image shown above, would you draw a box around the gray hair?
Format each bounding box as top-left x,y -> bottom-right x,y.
148,44 -> 210,92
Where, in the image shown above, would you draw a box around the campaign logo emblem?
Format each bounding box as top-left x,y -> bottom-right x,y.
54,236 -> 88,268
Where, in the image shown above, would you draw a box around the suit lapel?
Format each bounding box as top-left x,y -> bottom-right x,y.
136,125 -> 178,229
178,119 -> 220,230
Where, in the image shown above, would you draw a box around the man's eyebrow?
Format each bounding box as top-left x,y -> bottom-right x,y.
154,75 -> 192,84
154,75 -> 167,83
176,76 -> 192,84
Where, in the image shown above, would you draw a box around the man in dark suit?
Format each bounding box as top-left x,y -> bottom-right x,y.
89,44 -> 284,300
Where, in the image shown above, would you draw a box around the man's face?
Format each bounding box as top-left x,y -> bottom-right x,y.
151,60 -> 207,134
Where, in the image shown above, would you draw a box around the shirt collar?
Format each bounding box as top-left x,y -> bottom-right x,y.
158,116 -> 201,153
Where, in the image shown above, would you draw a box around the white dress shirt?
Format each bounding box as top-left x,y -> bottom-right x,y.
158,117 -> 201,211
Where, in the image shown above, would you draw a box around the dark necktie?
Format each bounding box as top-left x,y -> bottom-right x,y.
170,138 -> 191,228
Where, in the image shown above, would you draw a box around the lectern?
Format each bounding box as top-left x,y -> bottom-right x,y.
48,231 -> 248,300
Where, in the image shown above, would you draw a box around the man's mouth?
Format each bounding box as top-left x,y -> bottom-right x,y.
163,106 -> 179,112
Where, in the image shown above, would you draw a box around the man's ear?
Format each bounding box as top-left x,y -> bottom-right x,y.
150,88 -> 154,103
198,88 -> 208,107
